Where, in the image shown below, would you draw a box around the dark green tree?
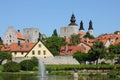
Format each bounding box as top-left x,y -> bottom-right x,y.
52,29 -> 58,36
20,60 -> 34,71
0,51 -> 12,65
70,34 -> 80,45
88,41 -> 106,64
45,36 -> 66,56
3,61 -> 20,72
31,57 -> 38,66
114,31 -> 120,34
73,51 -> 88,64
107,43 -> 120,64
84,32 -> 94,39
0,37 -> 3,45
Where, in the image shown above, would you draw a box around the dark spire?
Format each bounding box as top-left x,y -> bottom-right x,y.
79,21 -> 84,30
88,20 -> 93,30
68,13 -> 78,26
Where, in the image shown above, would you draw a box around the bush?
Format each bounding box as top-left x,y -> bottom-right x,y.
31,57 -> 38,67
3,61 -> 20,72
20,60 -> 34,71
107,70 -> 117,78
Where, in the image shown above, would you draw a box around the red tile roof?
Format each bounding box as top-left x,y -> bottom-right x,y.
78,31 -> 86,35
60,45 -> 85,56
1,43 -> 35,52
16,31 -> 25,40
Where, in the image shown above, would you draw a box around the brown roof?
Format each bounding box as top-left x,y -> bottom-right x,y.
60,45 -> 85,56
1,43 -> 35,52
16,31 -> 25,40
78,31 -> 86,35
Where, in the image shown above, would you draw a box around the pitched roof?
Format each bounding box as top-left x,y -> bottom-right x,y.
60,45 -> 85,56
16,31 -> 25,40
1,42 -> 35,52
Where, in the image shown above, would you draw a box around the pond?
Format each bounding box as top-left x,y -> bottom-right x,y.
0,74 -> 109,80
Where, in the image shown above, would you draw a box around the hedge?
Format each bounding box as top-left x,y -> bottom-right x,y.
45,64 -> 118,71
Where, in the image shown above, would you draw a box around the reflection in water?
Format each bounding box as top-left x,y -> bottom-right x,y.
0,74 -> 109,80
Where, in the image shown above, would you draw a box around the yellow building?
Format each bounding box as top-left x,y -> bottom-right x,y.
0,41 -> 53,62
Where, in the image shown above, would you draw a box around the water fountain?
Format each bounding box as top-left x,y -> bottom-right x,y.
38,59 -> 46,80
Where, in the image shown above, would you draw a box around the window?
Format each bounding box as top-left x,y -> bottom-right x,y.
38,44 -> 41,48
10,40 -> 11,43
38,50 -> 41,55
21,52 -> 24,55
32,50 -> 35,55
43,50 -> 46,55
9,35 -> 11,38
14,52 -> 17,55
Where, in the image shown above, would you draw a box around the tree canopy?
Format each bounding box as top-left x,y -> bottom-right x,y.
45,36 -> 66,56
88,41 -> 106,64
0,51 -> 12,65
84,32 -> 94,39
52,29 -> 58,36
70,34 -> 80,45
73,51 -> 88,64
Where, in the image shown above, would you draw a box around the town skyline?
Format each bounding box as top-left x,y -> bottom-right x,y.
0,0 -> 120,38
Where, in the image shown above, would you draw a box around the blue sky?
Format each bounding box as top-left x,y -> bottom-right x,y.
0,0 -> 120,38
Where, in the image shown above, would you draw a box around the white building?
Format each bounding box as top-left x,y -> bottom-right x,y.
3,27 -> 25,45
60,14 -> 78,38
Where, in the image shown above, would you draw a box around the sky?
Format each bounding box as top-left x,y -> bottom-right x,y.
0,0 -> 120,38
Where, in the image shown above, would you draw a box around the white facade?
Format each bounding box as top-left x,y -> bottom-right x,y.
88,29 -> 93,35
23,28 -> 39,42
3,27 -> 18,45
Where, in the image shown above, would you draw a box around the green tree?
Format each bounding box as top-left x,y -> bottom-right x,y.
0,51 -> 12,65
88,41 -> 106,64
73,51 -> 88,64
52,29 -> 58,36
45,36 -> 66,56
31,57 -> 38,66
107,43 -> 120,64
70,34 -> 80,45
3,61 -> 20,72
84,32 -> 94,39
114,31 -> 120,34
0,37 -> 3,45
20,60 -> 34,71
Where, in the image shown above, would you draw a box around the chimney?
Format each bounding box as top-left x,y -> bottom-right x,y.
18,41 -> 21,46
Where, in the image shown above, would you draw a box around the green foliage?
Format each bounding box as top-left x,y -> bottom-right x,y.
114,31 -> 120,34
46,64 -> 115,71
109,43 -> 120,54
0,51 -> 12,65
20,60 -> 34,71
88,41 -> 106,64
84,32 -> 94,39
52,29 -> 58,36
45,36 -> 66,56
3,61 -> 20,72
70,34 -> 80,45
31,57 -> 38,66
107,70 -> 117,78
73,51 -> 88,63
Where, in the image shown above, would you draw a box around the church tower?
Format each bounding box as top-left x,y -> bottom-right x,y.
79,21 -> 84,32
88,20 -> 93,35
68,13 -> 78,26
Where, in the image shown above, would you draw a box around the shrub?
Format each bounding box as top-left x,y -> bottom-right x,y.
3,61 -> 20,72
31,57 -> 38,67
20,60 -> 34,71
107,70 -> 117,78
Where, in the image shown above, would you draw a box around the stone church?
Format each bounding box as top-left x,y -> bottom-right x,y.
60,14 -> 93,38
